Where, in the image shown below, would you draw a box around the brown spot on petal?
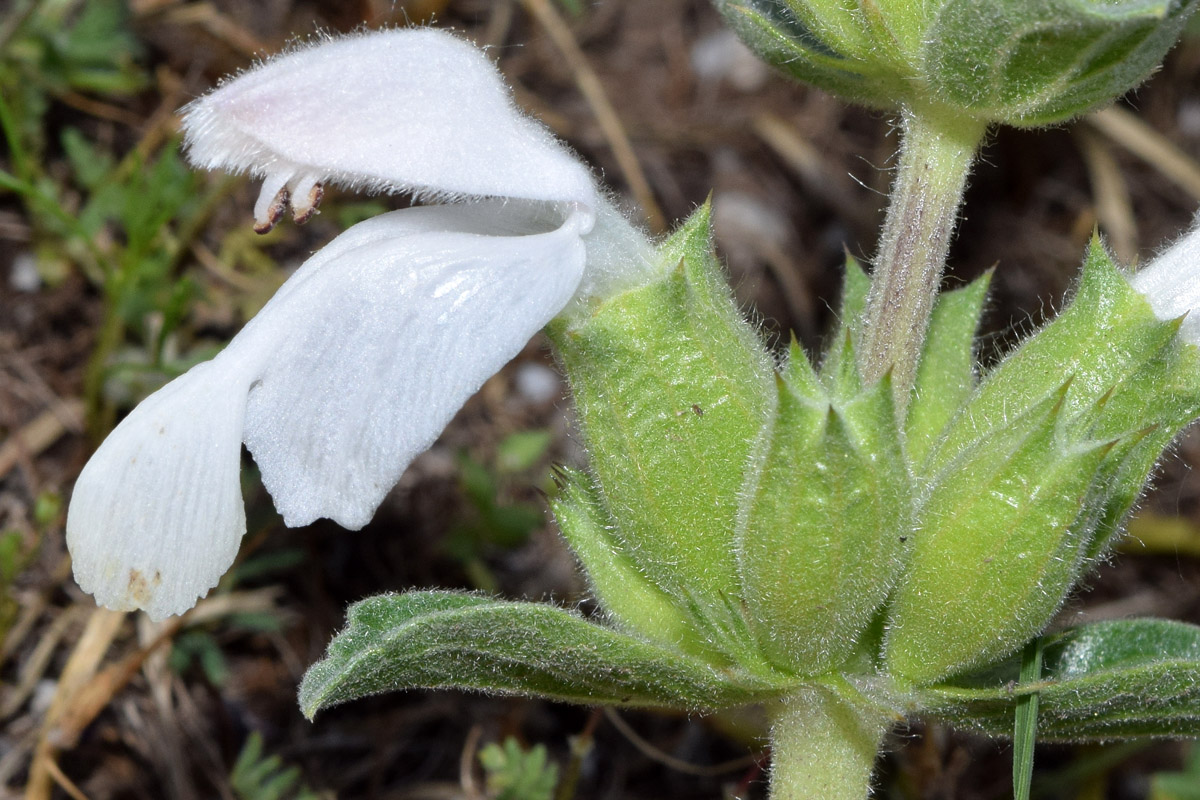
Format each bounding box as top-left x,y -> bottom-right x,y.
292,183 -> 324,225
254,187 -> 291,235
126,568 -> 162,606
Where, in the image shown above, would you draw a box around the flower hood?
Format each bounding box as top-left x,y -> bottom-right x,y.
66,27 -> 654,620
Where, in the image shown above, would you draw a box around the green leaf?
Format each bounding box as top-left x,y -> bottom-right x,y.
299,591 -> 788,719
0,531 -> 24,584
32,490 -> 61,528
54,0 -> 147,95
60,127 -> 115,191
480,738 -> 559,800
906,271 -> 991,468
920,619 -> 1200,741
170,629 -> 229,686
927,241 -> 1173,476
1151,743 -> 1200,799
459,454 -> 499,509
231,731 -> 323,800
819,257 -> 869,397
783,335 -> 824,402
1077,329 -> 1200,559
917,241 -> 1200,572
554,0 -> 586,16
738,373 -> 910,676
712,0 -> 914,111
497,430 -> 554,473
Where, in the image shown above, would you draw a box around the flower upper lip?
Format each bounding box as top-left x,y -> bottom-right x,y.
66,26 -> 653,620
180,27 -> 598,232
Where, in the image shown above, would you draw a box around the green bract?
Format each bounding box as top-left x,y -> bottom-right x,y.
713,0 -> 1197,126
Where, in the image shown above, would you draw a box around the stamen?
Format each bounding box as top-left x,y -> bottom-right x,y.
255,189 -> 291,235
289,175 -> 325,225
253,172 -> 293,234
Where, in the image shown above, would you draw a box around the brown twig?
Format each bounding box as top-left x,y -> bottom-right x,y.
459,723 -> 485,800
1075,125 -> 1138,264
519,0 -> 667,234
752,112 -> 877,232
0,399 -> 84,480
1,605 -> 85,719
1087,105 -> 1200,203
555,708 -> 602,800
602,708 -> 763,777
25,608 -> 126,800
48,616 -> 184,749
41,757 -> 90,800
155,2 -> 273,59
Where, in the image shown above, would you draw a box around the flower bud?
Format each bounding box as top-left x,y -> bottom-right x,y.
714,0 -> 1197,127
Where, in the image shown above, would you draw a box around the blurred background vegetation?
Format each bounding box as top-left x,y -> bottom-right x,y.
3,0 -> 1200,797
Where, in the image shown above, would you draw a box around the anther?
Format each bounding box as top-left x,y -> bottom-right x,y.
254,186 -> 291,235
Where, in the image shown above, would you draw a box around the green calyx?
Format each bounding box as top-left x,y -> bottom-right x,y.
886,239 -> 1200,683
302,212 -> 1200,761
737,277 -> 911,677
549,206 -> 916,682
713,0 -> 1197,127
548,202 -> 778,672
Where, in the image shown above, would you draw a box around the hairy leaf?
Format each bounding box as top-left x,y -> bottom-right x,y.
920,619 -> 1200,740
300,591 -> 789,718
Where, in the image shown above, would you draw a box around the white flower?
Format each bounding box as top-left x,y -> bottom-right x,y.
66,27 -> 655,620
1130,224 -> 1200,344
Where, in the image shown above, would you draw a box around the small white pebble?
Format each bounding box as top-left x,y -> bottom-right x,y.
1179,100 -> 1200,138
690,29 -> 771,92
515,362 -> 561,404
713,190 -> 791,246
9,252 -> 41,292
32,679 -> 58,715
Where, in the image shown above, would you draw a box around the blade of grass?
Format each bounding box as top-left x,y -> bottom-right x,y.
1014,636 -> 1044,800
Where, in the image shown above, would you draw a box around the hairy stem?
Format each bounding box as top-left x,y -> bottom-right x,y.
860,109 -> 985,408
769,686 -> 895,800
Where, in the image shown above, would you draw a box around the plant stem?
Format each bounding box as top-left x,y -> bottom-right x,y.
769,686 -> 894,800
859,108 -> 985,408
82,294 -> 126,441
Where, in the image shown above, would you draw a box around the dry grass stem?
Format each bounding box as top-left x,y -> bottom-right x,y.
602,708 -> 762,778
0,399 -> 84,480
1075,125 -> 1138,263
1088,105 -> 1200,203
519,0 -> 668,234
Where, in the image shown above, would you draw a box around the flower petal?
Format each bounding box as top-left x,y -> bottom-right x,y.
1130,225 -> 1200,344
66,360 -> 252,620
237,202 -> 588,528
66,202 -> 587,616
182,28 -> 595,220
